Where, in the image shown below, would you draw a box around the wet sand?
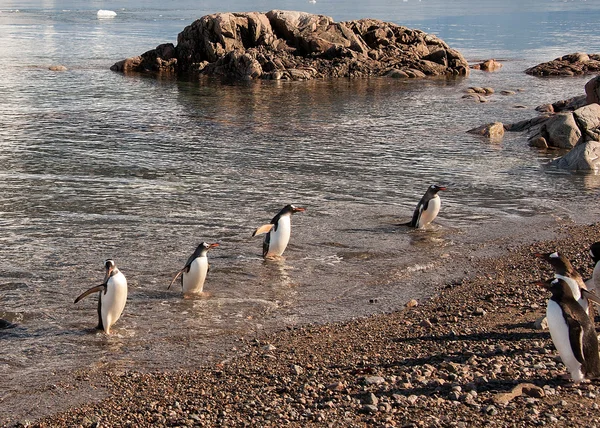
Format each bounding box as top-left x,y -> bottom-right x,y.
16,219 -> 600,427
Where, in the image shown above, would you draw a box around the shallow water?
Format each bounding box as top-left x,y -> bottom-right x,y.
1,0 -> 600,423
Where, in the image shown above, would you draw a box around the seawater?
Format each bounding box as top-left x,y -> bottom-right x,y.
1,0 -> 600,423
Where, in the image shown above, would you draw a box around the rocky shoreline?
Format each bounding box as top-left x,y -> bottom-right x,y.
25,220 -> 600,428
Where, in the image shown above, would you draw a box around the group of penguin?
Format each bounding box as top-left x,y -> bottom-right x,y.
68,184 -> 447,335
538,246 -> 600,383
4,182 -> 600,383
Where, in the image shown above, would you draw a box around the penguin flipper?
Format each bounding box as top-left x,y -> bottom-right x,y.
408,202 -> 423,228
582,289 -> 600,306
168,270 -> 185,290
74,284 -> 106,303
253,224 -> 274,237
566,316 -> 586,365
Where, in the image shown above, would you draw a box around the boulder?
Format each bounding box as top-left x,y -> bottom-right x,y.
586,75 -> 600,104
525,52 -> 600,76
480,59 -> 502,72
543,113 -> 581,149
551,140 -> 600,171
111,10 -> 470,81
467,122 -> 505,140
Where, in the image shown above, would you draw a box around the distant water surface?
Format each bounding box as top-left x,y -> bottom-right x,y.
1,0 -> 600,423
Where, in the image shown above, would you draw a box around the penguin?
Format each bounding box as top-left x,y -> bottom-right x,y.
538,278 -> 600,382
168,242 -> 219,295
252,204 -> 305,258
407,184 -> 447,228
537,252 -> 590,315
586,242 -> 600,292
74,259 -> 128,335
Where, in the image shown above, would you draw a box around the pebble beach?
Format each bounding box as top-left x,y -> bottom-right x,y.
17,220 -> 600,427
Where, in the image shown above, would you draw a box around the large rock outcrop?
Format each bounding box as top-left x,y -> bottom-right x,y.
111,10 -> 470,81
525,52 -> 600,77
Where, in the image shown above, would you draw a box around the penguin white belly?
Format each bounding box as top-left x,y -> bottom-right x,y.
101,272 -> 128,334
546,300 -> 584,382
183,257 -> 208,294
268,217 -> 291,256
556,274 -> 588,314
418,195 -> 441,228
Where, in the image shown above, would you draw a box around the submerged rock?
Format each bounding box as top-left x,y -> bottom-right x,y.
111,10 -> 469,81
525,52 -> 600,76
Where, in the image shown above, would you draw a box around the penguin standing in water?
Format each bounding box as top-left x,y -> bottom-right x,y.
168,242 -> 219,296
587,242 -> 600,292
537,252 -> 591,315
538,278 -> 600,382
252,204 -> 305,258
74,259 -> 128,335
407,184 -> 447,228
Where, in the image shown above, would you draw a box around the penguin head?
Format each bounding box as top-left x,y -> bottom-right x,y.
280,204 -> 306,216
104,259 -> 117,282
590,242 -> 600,264
537,278 -> 574,300
536,251 -> 575,273
426,185 -> 447,195
197,242 -> 219,256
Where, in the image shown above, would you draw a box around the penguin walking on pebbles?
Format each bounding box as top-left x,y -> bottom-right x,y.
538,278 -> 600,382
537,252 -> 591,315
407,184 -> 447,228
74,259 -> 128,335
168,242 -> 219,296
586,242 -> 600,292
252,204 -> 305,258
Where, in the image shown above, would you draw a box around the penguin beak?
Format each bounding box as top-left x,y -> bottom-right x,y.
209,243 -> 220,249
293,207 -> 306,213
437,186 -> 447,191
533,280 -> 550,290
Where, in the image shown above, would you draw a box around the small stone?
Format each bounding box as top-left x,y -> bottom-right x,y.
473,307 -> 486,316
485,405 -> 498,415
326,381 -> 345,391
290,364 -> 304,375
49,65 -> 67,71
361,404 -> 378,414
363,376 -> 386,385
407,395 -> 419,405
263,344 -> 276,351
363,392 -> 379,405
406,299 -> 418,308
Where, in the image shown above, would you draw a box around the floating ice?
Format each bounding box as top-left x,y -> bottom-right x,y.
97,9 -> 117,19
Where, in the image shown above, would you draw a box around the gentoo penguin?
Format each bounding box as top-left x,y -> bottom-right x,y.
252,204 -> 305,258
74,259 -> 128,335
539,278 -> 600,382
587,242 -> 600,292
407,184 -> 447,228
168,242 -> 219,295
537,252 -> 590,315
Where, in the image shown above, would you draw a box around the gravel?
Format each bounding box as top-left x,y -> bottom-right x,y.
18,221 -> 600,427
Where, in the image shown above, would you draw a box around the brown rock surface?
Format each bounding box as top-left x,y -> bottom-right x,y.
111,10 -> 470,81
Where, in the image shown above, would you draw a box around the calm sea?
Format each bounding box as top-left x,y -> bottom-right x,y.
1,0 -> 599,423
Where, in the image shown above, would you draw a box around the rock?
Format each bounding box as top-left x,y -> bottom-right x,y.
533,316 -> 549,330
290,364 -> 304,375
263,344 -> 277,351
573,102 -> 600,132
500,90 -> 516,95
361,404 -> 378,414
406,299 -> 419,308
528,136 -> 548,149
525,52 -> 600,76
467,122 -> 505,140
480,59 -> 502,72
49,65 -> 67,71
326,381 -> 345,391
111,10 -> 470,81
585,76 -> 600,104
544,113 -> 582,149
363,392 -> 379,405
493,383 -> 545,406
462,93 -> 488,103
363,376 -> 386,385
551,140 -> 600,171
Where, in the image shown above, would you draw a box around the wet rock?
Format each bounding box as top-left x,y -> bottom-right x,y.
49,65 -> 67,71
111,10 -> 469,81
525,52 -> 600,76
467,122 -> 505,141
585,75 -> 600,104
406,299 -> 419,308
544,113 -> 582,149
528,136 -> 548,149
480,59 -> 502,72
